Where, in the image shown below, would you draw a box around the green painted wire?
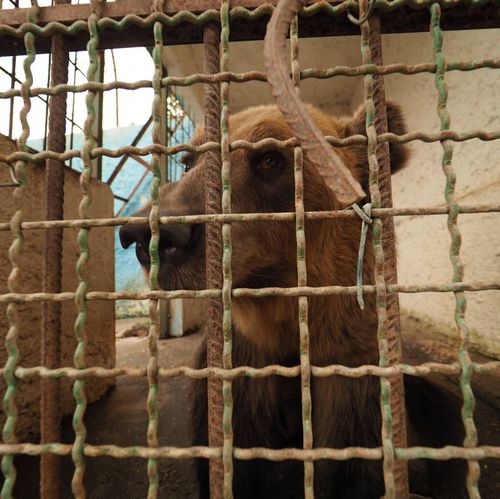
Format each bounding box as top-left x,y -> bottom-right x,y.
220,0 -> 235,497
0,27 -> 36,499
290,15 -> 315,499
71,4 -> 100,497
145,18 -> 164,499
430,3 -> 481,497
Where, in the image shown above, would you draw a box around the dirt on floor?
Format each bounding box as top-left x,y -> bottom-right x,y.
10,315 -> 500,498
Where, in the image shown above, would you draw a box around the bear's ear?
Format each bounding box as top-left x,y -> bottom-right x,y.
338,101 -> 410,193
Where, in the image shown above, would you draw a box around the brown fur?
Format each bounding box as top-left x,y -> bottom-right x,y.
120,103 -> 466,498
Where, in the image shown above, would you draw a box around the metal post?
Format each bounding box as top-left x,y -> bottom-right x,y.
91,50 -> 104,180
364,6 -> 409,497
40,17 -> 69,499
203,22 -> 224,499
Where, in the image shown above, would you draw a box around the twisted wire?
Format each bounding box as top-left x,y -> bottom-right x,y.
219,1 -> 234,497
144,16 -> 165,499
290,15 -> 315,499
71,2 -> 101,497
430,4 -> 481,497
1,15 -> 37,499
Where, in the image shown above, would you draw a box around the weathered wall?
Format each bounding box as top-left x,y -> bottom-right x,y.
0,134 -> 116,441
381,29 -> 500,359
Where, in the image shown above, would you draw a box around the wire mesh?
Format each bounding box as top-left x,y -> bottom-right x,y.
0,0 -> 499,498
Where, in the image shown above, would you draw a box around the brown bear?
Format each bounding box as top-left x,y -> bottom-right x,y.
120,103 -> 466,499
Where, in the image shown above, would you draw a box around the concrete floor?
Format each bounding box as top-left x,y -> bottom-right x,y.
10,317 -> 500,498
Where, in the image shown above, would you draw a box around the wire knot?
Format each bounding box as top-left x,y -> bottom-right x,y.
349,202 -> 373,310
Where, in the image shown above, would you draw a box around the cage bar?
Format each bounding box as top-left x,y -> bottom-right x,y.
359,0 -> 409,496
203,21 -> 225,499
40,2 -> 69,496
429,3 -> 481,497
219,0 -> 235,497
1,0 -> 499,56
290,14 -> 315,499
1,11 -> 37,498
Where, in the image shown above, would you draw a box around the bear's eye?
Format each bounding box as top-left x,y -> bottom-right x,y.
256,151 -> 285,172
181,153 -> 195,173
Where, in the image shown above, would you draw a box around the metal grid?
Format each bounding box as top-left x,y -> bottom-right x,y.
0,0 -> 499,498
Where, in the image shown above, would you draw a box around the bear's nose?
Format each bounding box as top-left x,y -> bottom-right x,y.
119,222 -> 200,266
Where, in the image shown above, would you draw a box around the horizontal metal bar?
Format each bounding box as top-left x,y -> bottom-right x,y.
1,0 -> 499,55
1,58 -> 499,99
0,442 -> 497,462
0,203 -> 498,232
1,127 -> 499,164
0,281 -> 498,304
6,360 -> 500,381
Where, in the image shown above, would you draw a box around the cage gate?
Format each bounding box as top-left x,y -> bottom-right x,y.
0,1 -> 499,499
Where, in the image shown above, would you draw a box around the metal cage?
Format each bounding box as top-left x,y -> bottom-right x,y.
0,0 -> 499,498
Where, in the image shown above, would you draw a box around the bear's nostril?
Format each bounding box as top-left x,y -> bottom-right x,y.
119,224 -> 151,249
121,221 -> 202,266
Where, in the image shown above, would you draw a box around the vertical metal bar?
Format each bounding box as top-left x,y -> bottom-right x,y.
219,2 -> 234,497
362,5 -> 409,498
8,56 -> 16,139
147,10 -> 166,496
40,15 -> 69,499
203,21 -> 224,499
93,50 -> 104,180
359,1 -> 403,497
1,19 -> 36,499
290,16 -> 314,499
158,63 -> 168,340
71,2 -> 101,497
68,52 -> 78,170
430,4 -> 480,497
42,52 -> 51,152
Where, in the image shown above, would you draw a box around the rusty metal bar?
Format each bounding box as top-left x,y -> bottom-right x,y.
1,125 -> 498,165
264,0 -> 364,205
0,202 -> 498,232
219,0 -> 235,496
40,3 -> 69,496
0,279 -> 499,305
203,21 -> 224,499
2,357 -> 499,381
290,14 -> 314,499
364,7 -> 409,498
2,56 -> 500,99
0,441 -> 498,462
1,0 -> 499,56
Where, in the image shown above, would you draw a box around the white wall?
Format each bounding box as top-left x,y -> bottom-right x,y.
381,29 -> 500,359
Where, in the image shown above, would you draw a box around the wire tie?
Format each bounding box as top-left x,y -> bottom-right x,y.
349,202 -> 373,309
347,0 -> 376,26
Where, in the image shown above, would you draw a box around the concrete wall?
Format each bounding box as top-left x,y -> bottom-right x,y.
381,29 -> 500,359
0,134 -> 116,441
